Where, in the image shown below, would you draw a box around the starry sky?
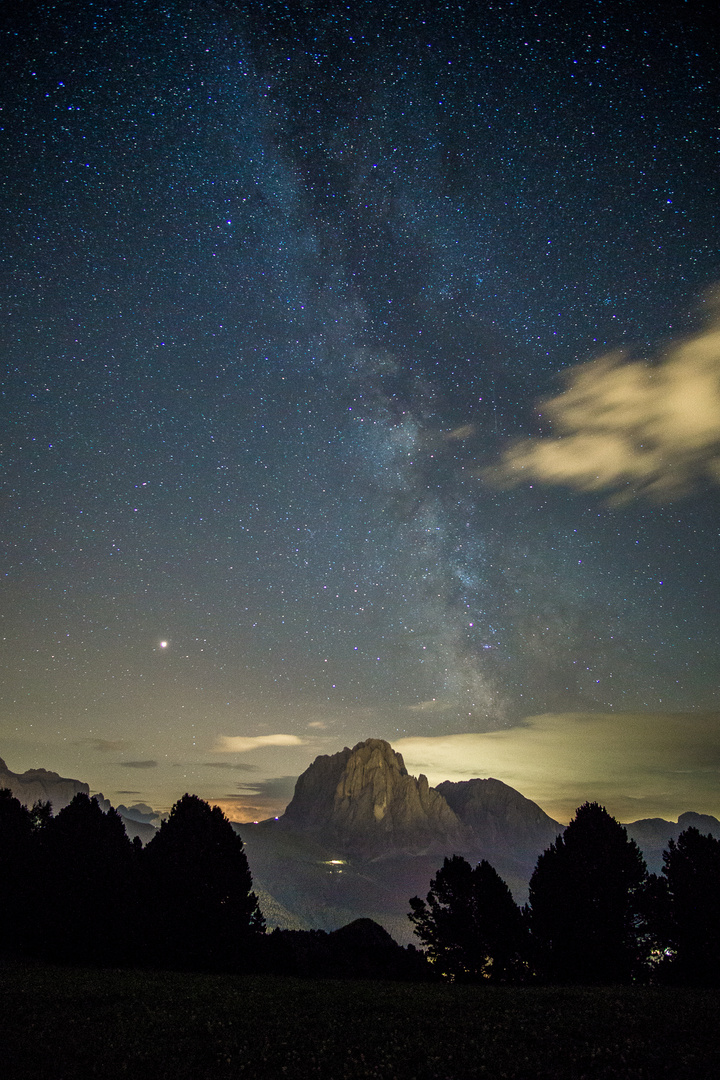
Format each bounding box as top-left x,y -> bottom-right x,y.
2,0 -> 719,825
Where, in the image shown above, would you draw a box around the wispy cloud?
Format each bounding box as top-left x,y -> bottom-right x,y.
486,299 -> 720,502
201,761 -> 260,771
214,734 -> 306,753
118,759 -> 158,769
443,423 -> 476,441
81,738 -> 130,752
406,698 -> 454,714
235,776 -> 299,799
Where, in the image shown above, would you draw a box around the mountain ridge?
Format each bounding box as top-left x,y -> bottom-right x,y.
4,744 -> 719,941
0,755 -> 89,810
0,756 -> 155,844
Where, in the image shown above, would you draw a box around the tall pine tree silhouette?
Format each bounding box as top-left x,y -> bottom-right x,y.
409,855 -> 527,982
143,794 -> 264,971
0,789 -> 34,954
35,793 -> 137,964
662,826 -> 720,985
528,802 -> 648,983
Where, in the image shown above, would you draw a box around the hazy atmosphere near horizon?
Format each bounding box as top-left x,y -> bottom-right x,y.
2,0 -> 718,826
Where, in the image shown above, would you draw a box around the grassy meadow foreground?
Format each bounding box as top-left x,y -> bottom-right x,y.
2,964 -> 719,1080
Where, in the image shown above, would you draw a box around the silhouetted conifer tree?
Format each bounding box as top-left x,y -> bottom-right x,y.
29,799 -> 53,831
409,854 -> 527,982
33,792 -> 137,965
661,826 -> 720,985
0,788 -> 34,953
142,794 -> 264,971
528,802 -> 648,983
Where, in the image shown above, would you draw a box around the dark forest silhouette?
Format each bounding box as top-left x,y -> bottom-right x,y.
1,789 -> 719,983
0,788 -> 422,978
409,802 -> 720,985
0,788 -> 264,972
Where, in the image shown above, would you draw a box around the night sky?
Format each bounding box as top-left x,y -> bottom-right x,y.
2,0 -> 718,824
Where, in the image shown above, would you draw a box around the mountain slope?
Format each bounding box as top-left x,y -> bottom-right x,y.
436,777 -> 561,858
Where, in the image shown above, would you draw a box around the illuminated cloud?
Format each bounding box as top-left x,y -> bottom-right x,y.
486,303 -> 720,501
209,778 -> 298,823
395,711 -> 720,823
214,734 -> 306,753
443,423 -> 476,441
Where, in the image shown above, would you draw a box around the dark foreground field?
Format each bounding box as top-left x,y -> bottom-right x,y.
2,965 -> 719,1080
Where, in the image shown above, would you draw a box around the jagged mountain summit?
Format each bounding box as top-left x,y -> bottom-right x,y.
0,756 -> 89,811
277,738 -> 561,860
280,738 -> 466,855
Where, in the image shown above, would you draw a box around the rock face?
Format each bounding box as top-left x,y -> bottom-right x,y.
0,756 -> 89,812
436,777 -> 561,858
281,739 -> 465,854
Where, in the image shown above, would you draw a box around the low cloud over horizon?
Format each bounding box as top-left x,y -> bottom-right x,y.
210,776 -> 299,823
486,298 -> 720,502
214,734 -> 307,754
395,711 -> 720,823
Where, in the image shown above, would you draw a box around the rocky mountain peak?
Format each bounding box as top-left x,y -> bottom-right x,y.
0,756 -> 89,812
435,778 -> 561,858
281,738 -> 464,854
677,811 -> 720,833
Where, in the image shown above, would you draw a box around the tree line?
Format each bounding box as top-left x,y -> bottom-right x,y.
1,789 -> 718,983
0,788 -> 422,978
0,789 -> 264,971
410,801 -> 720,985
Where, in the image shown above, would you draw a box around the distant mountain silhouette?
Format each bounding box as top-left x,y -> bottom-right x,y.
0,756 -> 89,811
0,756 -> 156,844
626,811 -> 720,873
436,777 -> 561,860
